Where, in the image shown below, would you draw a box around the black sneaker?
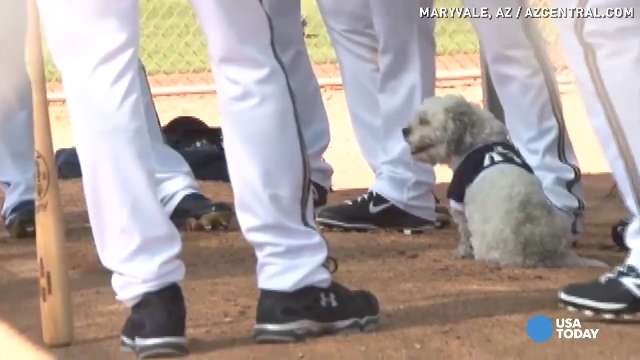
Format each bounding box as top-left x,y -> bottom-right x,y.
612,219 -> 630,251
3,200 -> 36,239
170,193 -> 233,231
316,191 -> 442,233
559,264 -> 640,319
121,284 -> 188,358
253,281 -> 379,343
311,181 -> 329,209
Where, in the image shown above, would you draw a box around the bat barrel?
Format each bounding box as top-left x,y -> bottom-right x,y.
25,0 -> 74,347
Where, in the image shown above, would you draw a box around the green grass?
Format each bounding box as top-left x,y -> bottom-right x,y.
46,0 -> 479,82
433,0 -> 480,54
301,0 -> 480,64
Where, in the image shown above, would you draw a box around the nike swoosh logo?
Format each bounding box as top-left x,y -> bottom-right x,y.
369,201 -> 392,214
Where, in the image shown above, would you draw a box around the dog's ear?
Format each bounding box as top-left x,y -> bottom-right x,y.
445,99 -> 475,154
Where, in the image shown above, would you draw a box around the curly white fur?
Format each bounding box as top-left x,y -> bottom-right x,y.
405,95 -> 605,268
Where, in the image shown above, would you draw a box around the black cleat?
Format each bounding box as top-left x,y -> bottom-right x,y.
3,200 -> 35,239
253,281 -> 379,343
316,191 -> 444,233
612,218 -> 630,251
559,264 -> 640,318
311,181 -> 329,209
121,284 -> 188,358
170,193 -> 233,231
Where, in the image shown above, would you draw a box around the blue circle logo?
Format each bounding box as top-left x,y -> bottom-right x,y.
527,315 -> 553,343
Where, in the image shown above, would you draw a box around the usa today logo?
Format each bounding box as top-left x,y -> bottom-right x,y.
527,315 -> 600,343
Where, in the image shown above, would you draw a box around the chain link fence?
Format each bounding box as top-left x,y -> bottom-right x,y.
46,0 -> 567,97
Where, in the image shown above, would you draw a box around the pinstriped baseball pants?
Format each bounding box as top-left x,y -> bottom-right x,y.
36,0 -> 332,305
466,0 -> 585,233
555,0 -> 640,262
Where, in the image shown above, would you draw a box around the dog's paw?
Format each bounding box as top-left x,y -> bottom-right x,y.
452,244 -> 474,259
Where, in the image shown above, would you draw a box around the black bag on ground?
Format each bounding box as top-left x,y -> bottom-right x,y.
162,116 -> 229,182
55,148 -> 82,179
55,115 -> 229,182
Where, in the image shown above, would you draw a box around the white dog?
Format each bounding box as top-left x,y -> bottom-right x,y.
404,95 -> 604,267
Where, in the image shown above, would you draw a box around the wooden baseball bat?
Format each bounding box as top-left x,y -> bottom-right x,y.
25,0 -> 74,346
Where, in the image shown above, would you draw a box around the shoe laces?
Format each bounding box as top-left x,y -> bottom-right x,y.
600,264 -> 640,283
349,191 -> 376,205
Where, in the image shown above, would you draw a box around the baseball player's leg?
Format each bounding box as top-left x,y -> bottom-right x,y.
0,1 -> 36,238
316,0 -> 440,232
137,62 -> 198,212
368,0 -> 437,218
466,0 -> 584,233
316,0 -> 379,173
555,0 -> 640,315
137,62 -> 233,230
190,0 -> 378,341
37,0 -> 187,356
263,0 -> 333,206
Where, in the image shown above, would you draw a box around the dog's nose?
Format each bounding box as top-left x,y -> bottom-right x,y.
402,127 -> 411,139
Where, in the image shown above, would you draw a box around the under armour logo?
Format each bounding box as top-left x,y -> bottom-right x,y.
320,292 -> 338,308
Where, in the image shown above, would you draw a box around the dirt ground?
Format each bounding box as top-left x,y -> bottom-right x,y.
1,81 -> 637,359
0,175 -> 637,360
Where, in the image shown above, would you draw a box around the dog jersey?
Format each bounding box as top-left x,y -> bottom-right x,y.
447,142 -> 534,211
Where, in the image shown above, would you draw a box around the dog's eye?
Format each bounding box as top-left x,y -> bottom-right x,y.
419,116 -> 430,126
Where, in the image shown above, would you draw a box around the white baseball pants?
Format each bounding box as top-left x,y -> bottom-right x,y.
0,0 -> 200,219
554,0 -> 640,264
316,0 -> 438,220
136,62 -> 201,215
466,0 -> 585,232
36,0 -> 331,304
263,0 -> 334,190
0,2 -> 34,219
